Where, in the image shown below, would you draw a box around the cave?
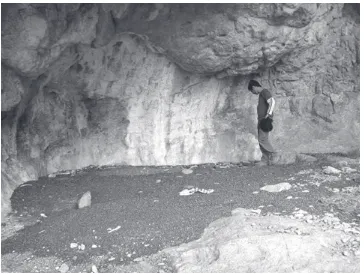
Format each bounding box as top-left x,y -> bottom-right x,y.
1,3 -> 360,272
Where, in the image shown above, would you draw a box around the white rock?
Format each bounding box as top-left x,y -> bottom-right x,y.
79,244 -> 85,250
286,196 -> 293,199
91,265 -> 98,273
48,173 -> 57,178
70,243 -> 78,249
341,167 -> 357,173
40,213 -> 47,218
302,190 -> 309,193
59,263 -> 69,273
78,191 -> 91,209
260,183 -> 292,193
252,191 -> 259,194
323,166 -> 341,175
182,169 -> 193,175
251,209 -> 261,215
92,244 -> 98,248
156,179 -> 162,183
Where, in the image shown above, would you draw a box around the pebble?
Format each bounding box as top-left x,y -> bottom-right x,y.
79,244 -> 85,251
91,265 -> 98,273
108,257 -> 115,261
323,166 -> 341,175
342,167 -> 357,173
252,191 -> 259,194
156,179 -> 162,183
286,196 -> 293,199
92,244 -> 98,248
342,251 -> 349,256
59,263 -> 69,273
302,190 -> 309,193
134,258 -> 143,262
182,169 -> 193,175
260,182 -> 292,193
70,243 -> 78,249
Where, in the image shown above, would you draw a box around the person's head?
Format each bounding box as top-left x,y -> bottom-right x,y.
248,80 -> 262,95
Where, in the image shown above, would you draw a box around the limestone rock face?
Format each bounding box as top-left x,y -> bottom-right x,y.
1,3 -> 360,217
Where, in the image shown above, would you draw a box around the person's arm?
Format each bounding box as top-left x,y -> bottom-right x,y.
266,97 -> 275,117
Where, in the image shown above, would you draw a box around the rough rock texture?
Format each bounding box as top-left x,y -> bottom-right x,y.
1,3 -> 360,217
163,208 -> 359,272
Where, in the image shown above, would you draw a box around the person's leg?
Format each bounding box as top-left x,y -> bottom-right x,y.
257,123 -> 275,165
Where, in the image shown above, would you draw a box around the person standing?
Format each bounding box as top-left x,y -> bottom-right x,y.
248,80 -> 276,165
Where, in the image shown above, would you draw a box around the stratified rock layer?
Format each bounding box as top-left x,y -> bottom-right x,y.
1,3 -> 359,217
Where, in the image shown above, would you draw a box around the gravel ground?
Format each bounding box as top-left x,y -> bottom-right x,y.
1,154 -> 360,272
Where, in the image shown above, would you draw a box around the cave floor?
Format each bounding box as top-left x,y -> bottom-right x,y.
1,154 -> 360,273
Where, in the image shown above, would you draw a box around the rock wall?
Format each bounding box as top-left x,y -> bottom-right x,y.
1,3 -> 360,218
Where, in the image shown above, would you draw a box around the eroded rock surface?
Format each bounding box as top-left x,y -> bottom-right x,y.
162,208 -> 359,273
1,3 -> 360,217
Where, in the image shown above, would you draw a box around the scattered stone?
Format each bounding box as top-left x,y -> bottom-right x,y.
48,173 -> 57,178
341,167 -> 357,173
302,190 -> 309,193
323,166 -> 341,175
251,209 -> 261,215
286,196 -> 293,199
78,191 -> 91,209
342,251 -> 349,257
179,187 -> 214,196
182,169 -> 193,175
78,244 -> 85,251
70,243 -> 78,249
297,169 -> 314,175
72,256 -> 77,261
153,199 -> 159,202
331,188 -> 340,193
134,257 -> 143,262
156,179 -> 162,183
59,263 -> 69,273
91,265 -> 98,273
108,257 -> 115,261
260,182 -> 292,193
252,191 -> 259,194
40,213 -> 47,218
